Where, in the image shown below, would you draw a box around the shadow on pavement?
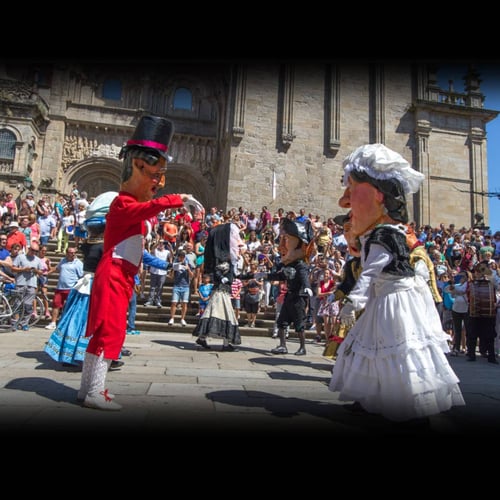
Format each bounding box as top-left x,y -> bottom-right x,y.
266,371 -> 330,383
249,355 -> 334,372
16,350 -> 83,372
205,389 -> 444,438
152,339 -> 198,350
5,376 -> 77,403
153,338 -> 272,355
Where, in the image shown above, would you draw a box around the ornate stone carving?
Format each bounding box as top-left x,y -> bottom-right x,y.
40,177 -> 54,187
62,126 -> 123,170
0,78 -> 33,102
169,134 -> 217,187
470,126 -> 485,144
281,132 -> 295,148
416,119 -> 431,137
0,160 -> 14,173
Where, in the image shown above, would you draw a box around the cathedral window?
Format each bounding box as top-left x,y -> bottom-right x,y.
0,130 -> 16,160
173,87 -> 192,111
103,79 -> 122,100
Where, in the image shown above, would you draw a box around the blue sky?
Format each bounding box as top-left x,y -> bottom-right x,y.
438,63 -> 500,233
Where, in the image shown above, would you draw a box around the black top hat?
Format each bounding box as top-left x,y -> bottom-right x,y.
280,218 -> 314,244
120,115 -> 174,160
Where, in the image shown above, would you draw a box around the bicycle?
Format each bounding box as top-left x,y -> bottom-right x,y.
0,282 -> 45,330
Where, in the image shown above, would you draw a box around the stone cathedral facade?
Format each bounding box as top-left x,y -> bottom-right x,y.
0,60 -> 497,228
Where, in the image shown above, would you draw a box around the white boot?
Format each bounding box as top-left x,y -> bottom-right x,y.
77,354 -> 114,402
77,353 -> 94,402
83,353 -> 122,411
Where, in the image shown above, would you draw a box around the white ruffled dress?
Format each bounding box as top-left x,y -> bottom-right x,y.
329,224 -> 465,421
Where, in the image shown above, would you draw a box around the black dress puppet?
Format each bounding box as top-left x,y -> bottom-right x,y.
265,218 -> 314,355
192,222 -> 243,351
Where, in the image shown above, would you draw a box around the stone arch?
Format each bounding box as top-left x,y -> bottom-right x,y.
63,157 -> 121,197
0,124 -> 22,142
158,163 -> 214,209
62,159 -> 216,209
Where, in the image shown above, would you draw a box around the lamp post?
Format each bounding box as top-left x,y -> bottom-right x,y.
23,176 -> 34,191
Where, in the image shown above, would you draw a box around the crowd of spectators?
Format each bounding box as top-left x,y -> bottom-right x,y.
139,203 -> 500,346
1,188 -> 500,348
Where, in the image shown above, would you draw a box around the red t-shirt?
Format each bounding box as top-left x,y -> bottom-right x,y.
6,230 -> 27,251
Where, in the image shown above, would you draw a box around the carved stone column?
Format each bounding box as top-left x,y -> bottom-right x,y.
328,64 -> 341,152
470,126 -> 487,221
370,64 -> 385,145
415,119 -> 431,224
231,65 -> 246,143
280,64 -> 295,150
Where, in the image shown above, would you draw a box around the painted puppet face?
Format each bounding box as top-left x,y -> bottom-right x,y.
338,175 -> 385,237
130,156 -> 167,202
278,233 -> 302,260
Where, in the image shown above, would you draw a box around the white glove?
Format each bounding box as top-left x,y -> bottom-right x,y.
73,274 -> 92,295
304,288 -> 313,297
339,302 -> 356,327
221,277 -> 229,284
183,196 -> 205,216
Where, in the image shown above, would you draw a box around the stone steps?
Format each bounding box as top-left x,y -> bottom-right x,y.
41,241 -> 320,339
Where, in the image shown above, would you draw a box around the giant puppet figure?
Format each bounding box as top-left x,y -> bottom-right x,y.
78,115 -> 194,411
264,218 -> 314,356
322,212 -> 363,359
192,222 -> 243,351
45,191 -> 118,367
328,143 -> 465,422
405,225 -> 444,311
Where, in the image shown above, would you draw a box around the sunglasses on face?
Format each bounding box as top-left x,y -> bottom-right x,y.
141,162 -> 167,176
143,152 -> 162,165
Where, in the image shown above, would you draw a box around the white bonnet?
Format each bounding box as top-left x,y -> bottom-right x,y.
342,143 -> 424,195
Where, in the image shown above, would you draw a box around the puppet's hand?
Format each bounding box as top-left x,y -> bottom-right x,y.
221,277 -> 229,284
183,196 -> 205,216
339,302 -> 356,327
303,288 -> 313,297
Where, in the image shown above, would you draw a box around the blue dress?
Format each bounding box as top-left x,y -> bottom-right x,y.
44,240 -> 103,365
44,276 -> 92,365
44,248 -> 168,365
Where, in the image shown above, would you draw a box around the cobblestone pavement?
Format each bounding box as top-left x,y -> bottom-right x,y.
1,326 -> 499,440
